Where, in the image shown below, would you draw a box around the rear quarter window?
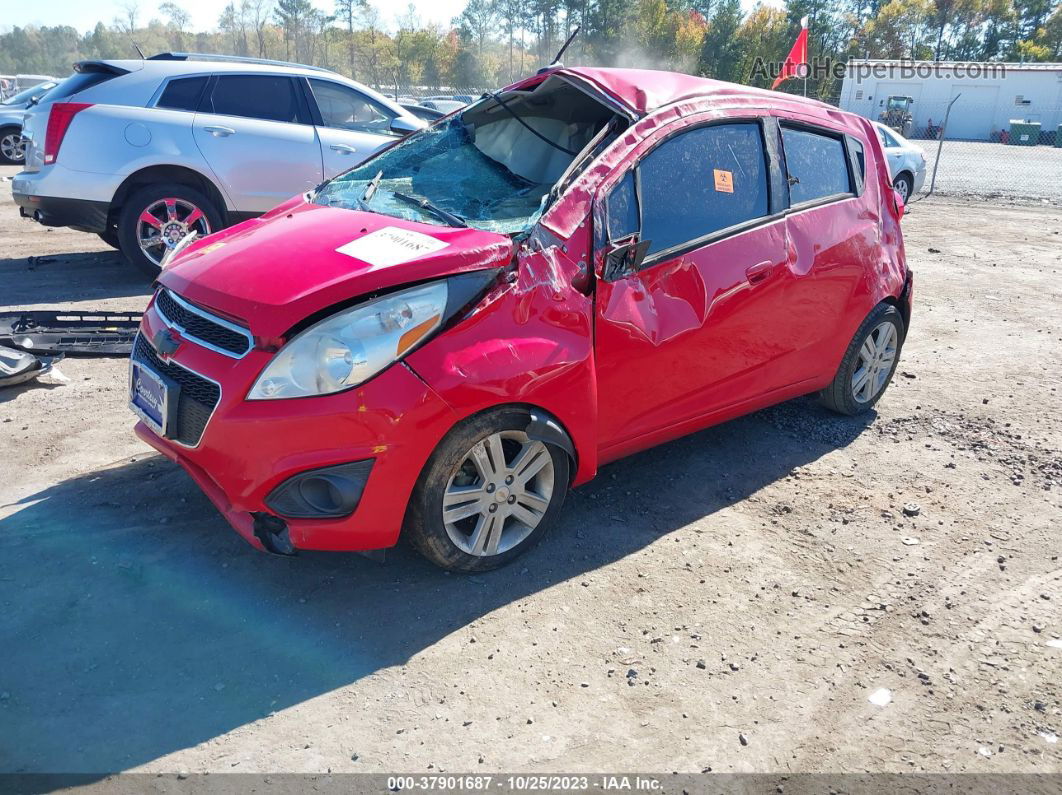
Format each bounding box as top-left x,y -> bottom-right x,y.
48,71 -> 120,101
781,126 -> 853,204
156,76 -> 208,111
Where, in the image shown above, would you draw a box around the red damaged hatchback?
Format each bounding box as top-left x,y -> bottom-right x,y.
130,67 -> 912,571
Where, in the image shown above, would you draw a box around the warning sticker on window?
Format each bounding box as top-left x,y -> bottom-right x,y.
713,169 -> 734,193
336,226 -> 449,268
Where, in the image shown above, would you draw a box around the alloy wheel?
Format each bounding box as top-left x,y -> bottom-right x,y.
0,132 -> 26,163
894,177 -> 911,202
137,197 -> 212,267
851,321 -> 897,403
442,430 -> 555,557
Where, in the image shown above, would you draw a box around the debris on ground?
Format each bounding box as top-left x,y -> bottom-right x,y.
0,310 -> 141,356
0,347 -> 64,388
868,688 -> 893,706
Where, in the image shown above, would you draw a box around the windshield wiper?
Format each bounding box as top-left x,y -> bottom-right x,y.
353,170 -> 384,213
391,191 -> 467,228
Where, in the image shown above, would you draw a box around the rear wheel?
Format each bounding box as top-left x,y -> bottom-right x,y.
117,183 -> 220,278
819,303 -> 904,416
0,128 -> 25,165
405,408 -> 570,572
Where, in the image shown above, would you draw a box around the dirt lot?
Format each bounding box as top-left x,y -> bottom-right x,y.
1,163 -> 1060,776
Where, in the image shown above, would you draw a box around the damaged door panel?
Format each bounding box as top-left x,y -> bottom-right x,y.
592,118 -> 798,452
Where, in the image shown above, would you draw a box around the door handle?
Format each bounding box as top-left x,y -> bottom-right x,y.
745,260 -> 776,284
329,143 -> 358,155
204,125 -> 236,137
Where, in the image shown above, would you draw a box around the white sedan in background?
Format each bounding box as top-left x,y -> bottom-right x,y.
873,121 -> 926,202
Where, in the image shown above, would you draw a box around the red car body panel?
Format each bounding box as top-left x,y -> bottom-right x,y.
162,197 -> 514,339
133,68 -> 910,553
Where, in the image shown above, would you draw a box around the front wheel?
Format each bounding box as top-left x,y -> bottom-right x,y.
117,183 -> 220,278
405,408 -> 570,572
819,303 -> 904,416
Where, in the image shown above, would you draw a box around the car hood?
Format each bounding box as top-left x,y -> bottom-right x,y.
159,197 -> 514,338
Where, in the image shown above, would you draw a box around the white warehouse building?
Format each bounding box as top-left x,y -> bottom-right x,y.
839,59 -> 1062,142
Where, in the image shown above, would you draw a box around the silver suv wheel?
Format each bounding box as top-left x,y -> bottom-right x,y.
137,197 -> 213,267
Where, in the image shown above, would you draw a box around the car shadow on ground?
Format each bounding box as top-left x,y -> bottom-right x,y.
0,250 -> 151,306
0,397 -> 873,774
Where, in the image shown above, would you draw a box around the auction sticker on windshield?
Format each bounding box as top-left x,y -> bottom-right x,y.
336,227 -> 449,269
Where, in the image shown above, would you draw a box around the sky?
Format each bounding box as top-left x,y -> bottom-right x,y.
5,0 -> 778,36
9,0 -> 492,35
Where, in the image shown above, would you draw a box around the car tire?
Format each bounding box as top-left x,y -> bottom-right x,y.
819,303 -> 905,416
893,173 -> 913,203
117,183 -> 221,278
97,227 -> 121,250
0,127 -> 25,165
405,407 -> 570,572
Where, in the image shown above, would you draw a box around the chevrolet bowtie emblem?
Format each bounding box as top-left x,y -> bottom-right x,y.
153,327 -> 182,357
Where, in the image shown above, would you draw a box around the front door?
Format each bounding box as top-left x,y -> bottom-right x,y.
305,77 -> 403,179
593,118 -> 795,454
193,74 -> 323,213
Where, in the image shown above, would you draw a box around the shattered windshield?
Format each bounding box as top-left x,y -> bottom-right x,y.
315,76 -> 622,237
315,115 -> 550,236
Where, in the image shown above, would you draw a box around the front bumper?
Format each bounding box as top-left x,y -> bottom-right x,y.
132,299 -> 459,552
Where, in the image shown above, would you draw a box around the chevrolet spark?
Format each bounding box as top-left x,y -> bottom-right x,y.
130,67 -> 912,572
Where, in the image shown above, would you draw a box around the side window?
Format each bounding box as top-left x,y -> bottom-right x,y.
157,76 -> 208,111
205,75 -> 301,123
782,126 -> 852,204
638,122 -> 769,258
606,171 -> 639,242
308,79 -> 397,135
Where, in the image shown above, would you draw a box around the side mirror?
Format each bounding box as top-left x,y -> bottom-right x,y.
390,117 -> 422,136
603,239 -> 650,281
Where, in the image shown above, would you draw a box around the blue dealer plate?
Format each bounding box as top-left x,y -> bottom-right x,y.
129,360 -> 171,435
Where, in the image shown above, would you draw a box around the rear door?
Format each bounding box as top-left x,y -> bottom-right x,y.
192,73 -> 322,213
593,117 -> 795,451
774,115 -> 876,384
304,78 -> 402,178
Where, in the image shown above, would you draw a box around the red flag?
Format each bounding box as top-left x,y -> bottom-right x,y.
771,17 -> 809,90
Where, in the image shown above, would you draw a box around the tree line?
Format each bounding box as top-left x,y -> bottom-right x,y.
1,0 -> 1059,101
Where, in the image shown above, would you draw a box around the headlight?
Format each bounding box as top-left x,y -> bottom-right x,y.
248,279 -> 454,400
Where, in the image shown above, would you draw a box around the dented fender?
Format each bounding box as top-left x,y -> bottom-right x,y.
404,238 -> 599,485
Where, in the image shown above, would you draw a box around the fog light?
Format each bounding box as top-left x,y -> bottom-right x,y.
265,460 -> 374,519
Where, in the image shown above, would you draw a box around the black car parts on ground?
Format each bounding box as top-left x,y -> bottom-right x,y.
0,309 -> 142,389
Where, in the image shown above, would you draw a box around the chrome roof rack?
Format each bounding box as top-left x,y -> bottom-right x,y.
147,52 -> 332,73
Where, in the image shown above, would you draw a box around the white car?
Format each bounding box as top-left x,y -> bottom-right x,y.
873,121 -> 926,202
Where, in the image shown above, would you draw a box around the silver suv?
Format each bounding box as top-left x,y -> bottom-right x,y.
13,54 -> 425,275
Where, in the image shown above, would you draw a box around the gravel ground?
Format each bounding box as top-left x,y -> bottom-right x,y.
1,165 -> 1060,777
917,140 -> 1062,204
